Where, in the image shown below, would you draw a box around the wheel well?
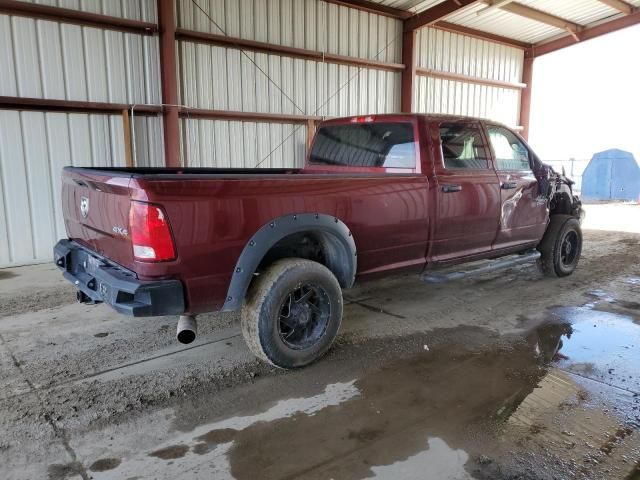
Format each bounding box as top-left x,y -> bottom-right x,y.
550,192 -> 573,215
258,230 -> 354,288
222,214 -> 357,312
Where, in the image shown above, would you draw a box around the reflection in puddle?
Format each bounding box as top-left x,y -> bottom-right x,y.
180,379 -> 360,438
366,437 -> 472,480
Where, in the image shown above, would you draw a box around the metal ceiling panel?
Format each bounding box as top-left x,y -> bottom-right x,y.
445,3 -> 564,44
368,0 -> 638,44
365,0 -> 444,13
516,0 -> 621,26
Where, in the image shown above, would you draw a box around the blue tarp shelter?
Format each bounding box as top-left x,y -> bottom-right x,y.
581,149 -> 640,201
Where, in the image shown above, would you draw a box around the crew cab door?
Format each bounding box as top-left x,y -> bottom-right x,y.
429,121 -> 501,261
485,124 -> 548,249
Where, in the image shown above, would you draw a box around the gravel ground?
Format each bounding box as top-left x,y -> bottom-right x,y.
0,203 -> 638,480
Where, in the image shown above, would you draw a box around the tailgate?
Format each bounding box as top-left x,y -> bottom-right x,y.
61,168 -> 136,270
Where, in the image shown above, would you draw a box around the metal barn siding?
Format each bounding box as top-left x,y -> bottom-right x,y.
0,14 -> 161,104
0,111 -> 129,266
180,119 -> 307,168
0,2 -> 164,266
131,115 -> 166,167
177,0 -> 402,63
14,0 -> 158,22
176,0 -> 402,167
414,27 -> 524,128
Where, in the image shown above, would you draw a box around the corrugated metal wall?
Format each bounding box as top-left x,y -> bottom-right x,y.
13,0 -> 157,21
0,3 -> 163,266
176,0 -> 403,167
414,27 -> 524,128
0,16 -> 160,104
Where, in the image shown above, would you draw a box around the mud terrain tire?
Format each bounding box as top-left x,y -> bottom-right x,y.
537,215 -> 582,278
241,258 -> 343,369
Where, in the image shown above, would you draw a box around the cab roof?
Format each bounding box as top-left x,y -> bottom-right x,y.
319,113 -> 514,131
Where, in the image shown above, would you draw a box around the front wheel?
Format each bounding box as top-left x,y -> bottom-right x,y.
537,215 -> 582,277
241,258 -> 343,369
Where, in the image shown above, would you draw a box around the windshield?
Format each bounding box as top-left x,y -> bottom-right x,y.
309,122 -> 416,169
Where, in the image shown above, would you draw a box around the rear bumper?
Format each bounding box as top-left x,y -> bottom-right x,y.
54,240 -> 185,317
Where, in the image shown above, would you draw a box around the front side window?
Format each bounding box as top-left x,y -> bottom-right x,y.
488,126 -> 531,171
439,123 -> 489,169
309,122 -> 416,169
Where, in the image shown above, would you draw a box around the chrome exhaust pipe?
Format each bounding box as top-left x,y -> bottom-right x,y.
176,315 -> 197,344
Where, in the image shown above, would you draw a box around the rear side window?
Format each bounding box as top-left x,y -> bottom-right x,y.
439,123 -> 489,169
309,122 -> 416,169
487,126 -> 531,171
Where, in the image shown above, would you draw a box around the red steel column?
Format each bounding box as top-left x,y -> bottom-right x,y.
401,28 -> 417,113
158,0 -> 181,167
519,54 -> 534,141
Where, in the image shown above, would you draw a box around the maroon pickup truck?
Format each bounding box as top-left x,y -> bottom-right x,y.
55,114 -> 583,368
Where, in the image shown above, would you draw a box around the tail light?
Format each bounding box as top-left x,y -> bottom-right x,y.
129,201 -> 176,261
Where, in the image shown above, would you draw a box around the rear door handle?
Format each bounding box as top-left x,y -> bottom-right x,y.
441,184 -> 462,193
501,181 -> 518,190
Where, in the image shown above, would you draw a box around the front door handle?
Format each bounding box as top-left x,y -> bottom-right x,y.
501,181 -> 518,190
441,184 -> 462,193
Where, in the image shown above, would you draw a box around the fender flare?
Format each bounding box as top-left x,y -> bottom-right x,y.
221,213 -> 357,311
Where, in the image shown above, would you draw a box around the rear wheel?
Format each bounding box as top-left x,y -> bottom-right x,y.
537,215 -> 582,277
241,258 -> 343,369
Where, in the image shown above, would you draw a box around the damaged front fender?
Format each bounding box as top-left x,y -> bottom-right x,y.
538,164 -> 583,222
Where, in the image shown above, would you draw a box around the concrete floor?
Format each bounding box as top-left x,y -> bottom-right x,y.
0,203 -> 639,480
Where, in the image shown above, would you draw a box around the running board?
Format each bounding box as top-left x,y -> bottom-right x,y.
421,250 -> 541,284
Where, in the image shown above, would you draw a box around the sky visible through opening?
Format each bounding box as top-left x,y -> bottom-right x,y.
529,24 -> 640,163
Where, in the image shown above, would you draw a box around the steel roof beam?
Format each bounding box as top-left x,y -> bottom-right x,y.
476,0 -> 517,16
404,0 -> 479,32
530,8 -> 640,56
433,21 -> 533,49
321,0 -> 413,19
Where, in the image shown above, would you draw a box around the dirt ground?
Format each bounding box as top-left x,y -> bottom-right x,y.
0,203 -> 639,480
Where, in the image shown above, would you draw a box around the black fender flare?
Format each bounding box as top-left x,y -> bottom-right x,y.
221,213 -> 357,311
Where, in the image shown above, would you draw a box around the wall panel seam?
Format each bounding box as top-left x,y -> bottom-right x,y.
18,113 -> 36,258
42,113 -> 58,245
0,127 -> 13,262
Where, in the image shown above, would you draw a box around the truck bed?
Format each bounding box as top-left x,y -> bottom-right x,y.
61,165 -> 429,313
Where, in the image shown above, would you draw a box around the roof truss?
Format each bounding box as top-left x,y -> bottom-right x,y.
322,0 -> 639,58
484,1 -> 583,33
404,0 -> 479,31
596,0 -> 636,15
321,0 -> 412,19
433,21 -> 532,49
531,8 -> 640,56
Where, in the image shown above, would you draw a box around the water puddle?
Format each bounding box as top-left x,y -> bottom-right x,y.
550,306 -> 640,393
90,303 -> 640,480
0,270 -> 17,280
